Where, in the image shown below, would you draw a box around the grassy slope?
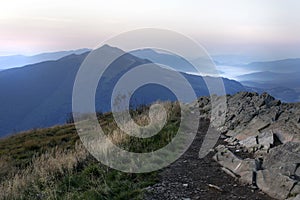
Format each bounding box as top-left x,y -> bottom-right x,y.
0,102 -> 181,200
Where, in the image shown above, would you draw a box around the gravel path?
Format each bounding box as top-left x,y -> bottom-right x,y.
144,119 -> 275,200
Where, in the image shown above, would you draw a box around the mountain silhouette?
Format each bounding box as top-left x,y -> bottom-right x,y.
0,49 -> 90,70
0,45 -> 248,137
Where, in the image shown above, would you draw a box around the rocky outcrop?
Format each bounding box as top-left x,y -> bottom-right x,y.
197,92 -> 300,199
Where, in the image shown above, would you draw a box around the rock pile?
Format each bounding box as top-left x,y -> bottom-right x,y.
197,92 -> 300,200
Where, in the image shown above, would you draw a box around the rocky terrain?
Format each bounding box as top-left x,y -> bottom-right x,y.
144,119 -> 274,200
146,92 -> 300,200
202,92 -> 300,199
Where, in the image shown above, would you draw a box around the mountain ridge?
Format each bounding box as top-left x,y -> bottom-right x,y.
0,48 -> 91,70
0,45 -> 249,137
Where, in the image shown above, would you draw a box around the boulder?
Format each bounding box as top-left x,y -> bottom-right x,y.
257,131 -> 274,150
238,131 -> 274,153
213,145 -> 256,184
239,135 -> 257,150
263,142 -> 300,177
256,169 -> 297,199
272,128 -> 300,144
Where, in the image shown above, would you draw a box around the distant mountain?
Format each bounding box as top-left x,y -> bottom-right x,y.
244,58 -> 300,73
0,45 -> 248,137
245,86 -> 299,103
131,48 -> 198,73
211,55 -> 259,66
131,48 -> 224,75
216,58 -> 300,102
0,48 -> 90,69
237,71 -> 300,102
237,71 -> 300,84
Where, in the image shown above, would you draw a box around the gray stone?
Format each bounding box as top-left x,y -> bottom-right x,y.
205,92 -> 300,199
256,170 -> 297,199
257,131 -> 274,150
239,136 -> 257,150
273,128 -> 300,144
293,194 -> 300,200
263,142 -> 300,177
233,116 -> 270,141
238,131 -> 274,153
213,145 -> 255,184
221,167 -> 237,178
291,184 -> 300,198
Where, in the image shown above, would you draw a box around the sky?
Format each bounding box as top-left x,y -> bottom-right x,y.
1,0 -> 300,60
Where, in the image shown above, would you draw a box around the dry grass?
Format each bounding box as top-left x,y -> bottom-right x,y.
0,142 -> 89,200
0,101 -> 182,199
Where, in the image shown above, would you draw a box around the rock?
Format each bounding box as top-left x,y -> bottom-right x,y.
263,142 -> 300,177
203,92 -> 300,199
291,184 -> 300,197
221,167 -> 237,178
257,131 -> 274,150
213,145 -> 256,184
238,131 -> 274,153
293,194 -> 300,200
224,137 -> 237,144
208,184 -> 223,192
239,135 -> 257,150
254,143 -> 300,199
273,128 -> 300,144
217,126 -> 228,134
256,169 -> 297,199
255,92 -> 276,108
226,116 -> 271,141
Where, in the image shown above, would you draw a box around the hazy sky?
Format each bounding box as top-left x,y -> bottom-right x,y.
1,0 -> 300,59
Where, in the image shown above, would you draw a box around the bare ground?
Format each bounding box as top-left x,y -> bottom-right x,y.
144,119 -> 275,200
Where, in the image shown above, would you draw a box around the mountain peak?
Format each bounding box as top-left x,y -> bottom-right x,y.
98,44 -> 125,54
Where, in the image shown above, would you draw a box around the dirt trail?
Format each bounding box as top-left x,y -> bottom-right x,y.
144,119 -> 274,200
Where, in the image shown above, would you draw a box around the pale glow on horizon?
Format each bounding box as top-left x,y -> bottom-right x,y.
0,0 -> 299,59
